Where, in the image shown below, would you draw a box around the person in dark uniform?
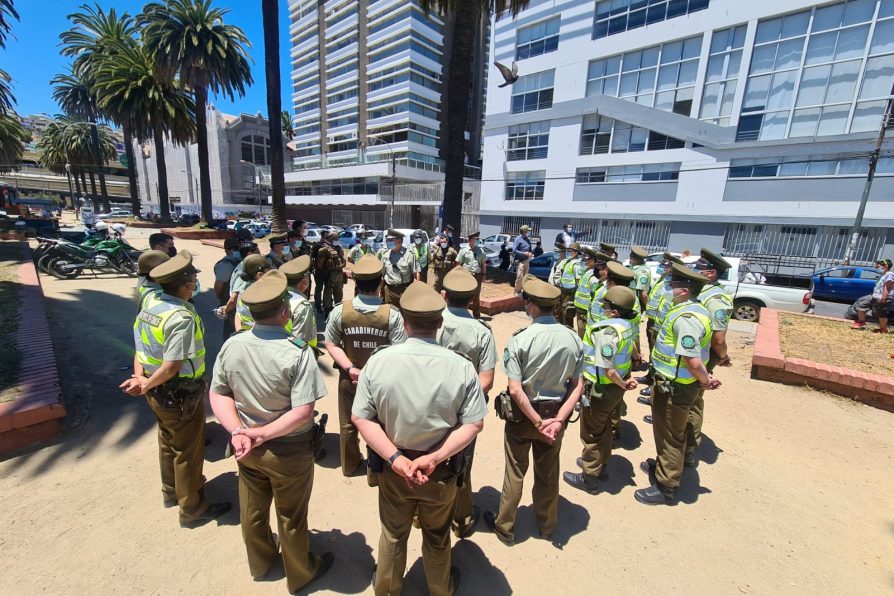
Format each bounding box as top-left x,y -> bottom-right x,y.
316,231 -> 346,317
265,233 -> 290,269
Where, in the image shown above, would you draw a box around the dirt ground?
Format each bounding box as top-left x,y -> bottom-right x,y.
1,226 -> 893,595
779,312 -> 894,377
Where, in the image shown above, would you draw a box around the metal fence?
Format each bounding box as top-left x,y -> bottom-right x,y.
722,223 -> 886,265
570,219 -> 672,251
502,216 -> 542,236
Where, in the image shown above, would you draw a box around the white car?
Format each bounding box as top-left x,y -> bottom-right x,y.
319,224 -> 343,234
481,233 -> 513,254
97,209 -> 132,219
304,228 -> 323,245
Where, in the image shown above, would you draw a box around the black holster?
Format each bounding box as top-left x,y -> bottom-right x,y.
150,378 -> 205,420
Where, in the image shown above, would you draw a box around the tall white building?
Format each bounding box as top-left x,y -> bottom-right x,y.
284,0 -> 488,230
480,0 -> 894,261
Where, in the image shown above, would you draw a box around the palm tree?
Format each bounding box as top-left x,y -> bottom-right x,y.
262,0 -> 286,233
51,70 -> 111,211
0,113 -> 24,173
60,3 -> 141,214
0,0 -> 17,113
140,0 -> 252,224
92,41 -> 196,222
281,110 -> 294,141
420,0 -> 530,237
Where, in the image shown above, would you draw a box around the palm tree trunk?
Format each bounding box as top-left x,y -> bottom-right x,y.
441,0 -> 480,239
153,122 -> 171,223
73,170 -> 82,197
263,0 -> 286,234
193,85 -> 213,223
89,126 -> 111,212
79,172 -> 88,203
123,125 -> 140,214
88,170 -> 99,211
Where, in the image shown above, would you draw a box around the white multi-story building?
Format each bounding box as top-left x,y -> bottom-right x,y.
284,0 -> 488,230
480,0 -> 894,262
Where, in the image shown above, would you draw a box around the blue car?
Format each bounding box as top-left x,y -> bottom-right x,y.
810,266 -> 880,302
525,251 -> 557,281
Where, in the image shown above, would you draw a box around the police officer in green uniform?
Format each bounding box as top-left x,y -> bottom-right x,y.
265,233 -> 290,269
135,250 -> 170,309
437,268 -> 497,538
455,231 -> 487,319
557,242 -> 584,328
235,254 -> 273,332
352,281 -> 486,596
484,275 -> 584,545
120,250 -> 231,527
316,231 -> 346,317
636,264 -> 720,505
324,255 -> 407,476
411,229 -> 431,284
638,251 -> 685,404
573,249 -> 610,338
382,229 -> 419,307
280,255 -> 318,347
628,245 -> 652,312
547,242 -> 567,287
686,248 -> 734,466
431,232 -> 457,293
600,242 -> 618,260
563,286 -> 640,494
349,238 -> 373,264
209,270 -> 333,592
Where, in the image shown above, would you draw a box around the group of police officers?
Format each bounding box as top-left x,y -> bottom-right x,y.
123,221 -> 733,595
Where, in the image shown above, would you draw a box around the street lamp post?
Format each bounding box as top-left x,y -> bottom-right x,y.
64,164 -> 76,216
364,135 -> 396,229
239,160 -> 265,215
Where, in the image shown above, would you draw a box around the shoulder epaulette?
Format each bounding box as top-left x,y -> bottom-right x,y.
290,337 -> 308,350
511,325 -> 530,337
477,319 -> 492,331
370,344 -> 392,357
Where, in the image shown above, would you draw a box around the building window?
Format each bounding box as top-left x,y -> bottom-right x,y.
507,121 -> 550,161
505,171 -> 546,200
511,70 -> 555,114
728,153 -> 893,177
737,0 -> 894,142
586,36 -> 702,116
593,0 -> 710,40
516,17 -> 560,60
700,25 -> 748,126
240,135 -> 270,166
579,114 -> 684,155
576,163 -> 680,183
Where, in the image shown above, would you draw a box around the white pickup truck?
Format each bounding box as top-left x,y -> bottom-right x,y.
695,256 -> 813,321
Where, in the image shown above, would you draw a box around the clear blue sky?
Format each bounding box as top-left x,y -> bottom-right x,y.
2,0 -> 292,119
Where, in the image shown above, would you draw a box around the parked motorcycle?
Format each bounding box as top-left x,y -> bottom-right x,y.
36,223 -> 141,280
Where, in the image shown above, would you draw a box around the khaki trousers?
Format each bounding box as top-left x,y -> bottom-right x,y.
650,380 -> 701,489
514,260 -> 530,292
579,383 -> 625,477
575,309 -> 587,339
237,438 -> 321,593
375,468 -> 457,596
384,283 -> 409,308
686,350 -> 719,457
452,439 -> 477,534
323,274 -> 344,312
145,393 -> 209,522
470,272 -> 483,318
495,418 -> 565,541
338,376 -> 363,475
433,268 -> 448,293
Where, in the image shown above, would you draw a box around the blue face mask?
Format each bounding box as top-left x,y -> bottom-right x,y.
387,241 -> 395,250
292,240 -> 302,250
191,280 -> 201,298
281,245 -> 291,255
656,264 -> 666,276
229,250 -> 241,259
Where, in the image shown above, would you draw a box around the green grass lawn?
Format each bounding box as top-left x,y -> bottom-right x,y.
0,241 -> 21,401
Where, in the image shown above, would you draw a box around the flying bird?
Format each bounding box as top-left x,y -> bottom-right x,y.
495,61 -> 519,87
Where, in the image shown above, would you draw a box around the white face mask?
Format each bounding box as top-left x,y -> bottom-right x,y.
281,245 -> 291,255
440,242 -> 448,248
414,238 -> 422,245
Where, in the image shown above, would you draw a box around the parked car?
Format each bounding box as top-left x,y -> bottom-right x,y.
337,229 -> 374,249
525,251 -> 558,281
244,222 -> 270,238
319,224 -> 343,235
304,228 -> 323,245
177,213 -> 201,226
481,233 -> 513,254
97,208 -> 132,219
718,256 -> 813,321
810,266 -> 880,302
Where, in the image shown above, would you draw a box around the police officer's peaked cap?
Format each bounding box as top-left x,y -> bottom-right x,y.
243,254 -> 271,277
599,242 -> 617,254
606,261 -> 635,282
280,254 -> 311,281
522,274 -> 561,307
412,229 -> 425,238
352,254 -> 384,280
400,281 -> 445,321
630,245 -> 649,260
242,270 -> 289,312
150,250 -> 198,284
697,248 -> 732,272
268,233 -> 289,246
663,251 -> 685,265
443,268 -> 478,298
603,285 -> 637,312
670,262 -> 710,285
386,228 -> 403,239
467,231 -> 480,239
569,242 -> 581,252
138,250 -> 170,276
592,251 -> 615,263
555,241 -> 567,251
519,225 -> 531,233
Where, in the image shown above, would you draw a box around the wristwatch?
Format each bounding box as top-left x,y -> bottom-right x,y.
533,418 -> 543,429
387,450 -> 404,466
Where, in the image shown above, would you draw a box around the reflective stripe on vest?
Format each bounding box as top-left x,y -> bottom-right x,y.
559,258 -> 581,290
574,269 -> 598,310
698,283 -> 733,313
236,295 -> 254,330
413,243 -> 430,268
651,301 -> 712,384
582,318 -> 636,384
133,299 -> 206,378
645,281 -> 665,318
587,284 -> 607,324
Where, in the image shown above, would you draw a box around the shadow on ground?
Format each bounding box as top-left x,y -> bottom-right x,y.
0,281 -> 228,478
